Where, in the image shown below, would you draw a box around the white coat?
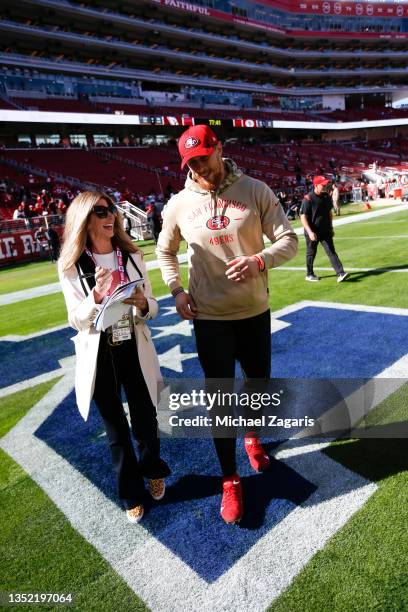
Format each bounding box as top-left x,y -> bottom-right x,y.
58,251 -> 162,421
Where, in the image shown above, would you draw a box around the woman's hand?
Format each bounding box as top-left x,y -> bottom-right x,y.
124,286 -> 148,313
93,266 -> 112,303
225,256 -> 259,282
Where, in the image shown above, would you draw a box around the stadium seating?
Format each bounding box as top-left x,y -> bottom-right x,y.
0,142 -> 397,203
0,98 -> 20,110
0,149 -> 184,196
12,97 -> 97,114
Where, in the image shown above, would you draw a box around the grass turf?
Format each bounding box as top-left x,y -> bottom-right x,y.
0,266 -> 189,336
0,381 -> 147,611
0,379 -> 61,438
269,209 -> 408,311
0,202 -> 398,292
270,383 -> 408,612
0,293 -> 67,336
0,245 -> 189,294
1,209 -> 406,336
1,206 -> 407,611
0,261 -> 59,295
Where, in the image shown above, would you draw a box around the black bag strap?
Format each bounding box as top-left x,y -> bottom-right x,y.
127,252 -> 145,288
75,251 -> 96,297
74,249 -> 144,296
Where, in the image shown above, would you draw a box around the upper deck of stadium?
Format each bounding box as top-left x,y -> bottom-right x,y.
1,0 -> 408,98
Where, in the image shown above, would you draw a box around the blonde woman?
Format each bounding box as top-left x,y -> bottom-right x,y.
59,191 -> 170,523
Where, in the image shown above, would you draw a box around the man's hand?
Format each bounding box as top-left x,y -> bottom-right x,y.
175,291 -> 197,320
225,256 -> 259,282
308,231 -> 317,242
93,266 -> 112,304
123,286 -> 148,312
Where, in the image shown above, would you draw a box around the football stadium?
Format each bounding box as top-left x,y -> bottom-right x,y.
0,0 -> 407,610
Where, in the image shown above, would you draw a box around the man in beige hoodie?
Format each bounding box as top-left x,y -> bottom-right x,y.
157,125 -> 298,524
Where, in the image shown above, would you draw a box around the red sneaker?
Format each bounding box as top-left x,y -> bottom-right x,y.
221,474 -> 243,524
245,436 -> 270,472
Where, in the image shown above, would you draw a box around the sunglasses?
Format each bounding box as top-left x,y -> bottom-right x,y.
91,203 -> 118,218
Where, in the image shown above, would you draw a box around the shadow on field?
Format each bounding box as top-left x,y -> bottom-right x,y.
150,450 -> 317,531
324,422 -> 408,483
346,264 -> 408,282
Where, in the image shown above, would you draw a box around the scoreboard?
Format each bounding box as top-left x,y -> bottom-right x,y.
138,115 -> 275,128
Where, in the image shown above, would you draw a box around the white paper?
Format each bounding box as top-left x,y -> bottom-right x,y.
94,278 -> 145,332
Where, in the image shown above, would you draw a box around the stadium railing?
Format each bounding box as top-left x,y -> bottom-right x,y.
0,214 -> 65,234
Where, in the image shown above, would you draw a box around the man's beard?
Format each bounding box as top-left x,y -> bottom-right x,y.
194,168 -> 224,192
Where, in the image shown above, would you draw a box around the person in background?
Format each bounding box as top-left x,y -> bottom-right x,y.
331,183 -> 340,216
47,226 -> 61,262
58,191 -> 170,523
146,202 -> 162,244
286,193 -> 300,220
13,204 -> 26,221
277,190 -> 288,213
300,176 -> 348,283
123,212 -> 133,238
34,226 -> 50,260
57,199 -> 67,216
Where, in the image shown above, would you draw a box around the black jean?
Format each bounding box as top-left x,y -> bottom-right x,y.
193,309 -> 271,477
305,232 -> 344,276
93,333 -> 170,509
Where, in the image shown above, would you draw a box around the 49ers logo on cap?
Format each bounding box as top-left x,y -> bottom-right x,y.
206,215 -> 230,230
184,136 -> 200,149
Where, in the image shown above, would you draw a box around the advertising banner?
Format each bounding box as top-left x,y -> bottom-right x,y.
0,227 -> 63,267
150,0 -> 408,39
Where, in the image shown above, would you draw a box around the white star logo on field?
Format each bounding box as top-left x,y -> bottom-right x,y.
151,319 -> 193,339
160,306 -> 178,317
158,345 -> 196,373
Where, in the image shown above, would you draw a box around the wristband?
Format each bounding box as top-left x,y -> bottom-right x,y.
171,287 -> 185,298
253,254 -> 265,271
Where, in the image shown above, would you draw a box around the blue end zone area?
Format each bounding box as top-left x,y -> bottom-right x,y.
3,301 -> 408,582
35,395 -> 315,582
271,306 -> 408,379
148,298 -> 408,381
2,301 -> 406,391
0,327 -> 74,389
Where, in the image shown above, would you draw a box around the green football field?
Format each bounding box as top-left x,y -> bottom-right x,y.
0,207 -> 407,611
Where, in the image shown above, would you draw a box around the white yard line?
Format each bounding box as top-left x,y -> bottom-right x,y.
274,266 -> 408,273
327,203 -> 406,226
0,282 -> 61,306
333,235 -> 408,239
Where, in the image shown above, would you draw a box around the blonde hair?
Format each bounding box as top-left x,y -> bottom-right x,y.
59,190 -> 138,271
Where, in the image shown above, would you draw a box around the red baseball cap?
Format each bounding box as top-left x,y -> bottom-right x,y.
313,175 -> 331,186
178,125 -> 218,169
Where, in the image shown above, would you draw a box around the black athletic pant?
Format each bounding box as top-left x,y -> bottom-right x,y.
305,232 -> 344,277
193,310 -> 271,477
93,333 -> 170,509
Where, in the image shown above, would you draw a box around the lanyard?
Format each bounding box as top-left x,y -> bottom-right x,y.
85,246 -> 127,286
